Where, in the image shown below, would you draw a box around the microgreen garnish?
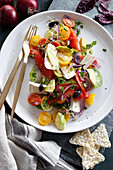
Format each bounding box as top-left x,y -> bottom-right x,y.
58,77 -> 67,84
71,81 -> 75,90
52,89 -> 59,97
60,86 -> 65,92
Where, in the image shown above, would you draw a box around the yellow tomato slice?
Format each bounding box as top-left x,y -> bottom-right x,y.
57,51 -> 72,65
30,35 -> 41,46
41,96 -> 52,111
85,93 -> 95,106
54,69 -> 63,77
59,26 -> 70,40
38,112 -> 51,126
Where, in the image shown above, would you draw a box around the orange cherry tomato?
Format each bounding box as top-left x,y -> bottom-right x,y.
63,17 -> 75,28
52,41 -> 61,47
28,93 -> 41,106
56,98 -> 65,104
38,112 -> 52,126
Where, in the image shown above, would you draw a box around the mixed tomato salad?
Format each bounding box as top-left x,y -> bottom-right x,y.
28,15 -> 102,130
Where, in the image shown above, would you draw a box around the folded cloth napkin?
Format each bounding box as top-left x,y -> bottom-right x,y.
0,103 -> 76,170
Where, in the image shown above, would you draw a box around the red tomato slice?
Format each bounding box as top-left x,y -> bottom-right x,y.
30,48 -> 42,58
35,57 -> 54,80
64,88 -> 75,97
68,28 -> 81,52
28,93 -> 41,106
38,38 -> 49,48
75,72 -> 89,99
63,17 -> 75,27
52,41 -> 61,47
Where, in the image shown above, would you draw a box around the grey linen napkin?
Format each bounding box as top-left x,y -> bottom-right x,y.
0,104 -> 76,170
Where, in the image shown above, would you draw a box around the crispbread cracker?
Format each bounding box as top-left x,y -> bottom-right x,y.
82,147 -> 105,170
92,124 -> 111,148
76,144 -> 100,159
69,129 -> 94,147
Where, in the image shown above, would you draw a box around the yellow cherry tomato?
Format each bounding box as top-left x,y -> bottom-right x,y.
85,93 -> 95,106
57,51 -> 72,65
38,112 -> 51,126
30,35 -> 41,46
54,69 -> 63,77
59,26 -> 70,40
41,96 -> 53,111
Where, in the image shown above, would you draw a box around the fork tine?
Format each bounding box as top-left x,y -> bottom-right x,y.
27,26 -> 38,42
24,25 -> 32,41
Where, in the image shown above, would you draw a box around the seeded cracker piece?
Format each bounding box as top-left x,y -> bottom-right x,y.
82,147 -> 105,170
69,129 -> 94,147
76,144 -> 100,159
92,124 -> 111,148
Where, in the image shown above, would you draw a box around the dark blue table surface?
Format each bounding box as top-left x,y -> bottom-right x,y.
0,0 -> 113,169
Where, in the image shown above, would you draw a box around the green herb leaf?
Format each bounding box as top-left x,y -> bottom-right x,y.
84,106 -> 87,110
76,28 -> 80,36
58,77 -> 67,84
53,89 -> 59,97
103,48 -> 107,52
70,81 -> 75,90
29,68 -> 37,82
60,86 -> 65,92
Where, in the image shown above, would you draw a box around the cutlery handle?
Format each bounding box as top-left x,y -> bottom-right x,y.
0,50 -> 23,110
11,55 -> 28,120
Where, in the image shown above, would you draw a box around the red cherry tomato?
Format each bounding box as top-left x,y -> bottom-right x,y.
52,41 -> 61,47
38,38 -> 49,48
63,17 -> 75,28
30,48 -> 42,58
68,28 -> 81,52
35,56 -> 54,80
28,93 -> 41,106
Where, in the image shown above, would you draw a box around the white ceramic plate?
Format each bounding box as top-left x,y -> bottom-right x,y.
0,10 -> 113,133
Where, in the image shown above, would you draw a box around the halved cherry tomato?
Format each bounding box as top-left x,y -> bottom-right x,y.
75,72 -> 89,99
28,93 -> 41,106
57,50 -> 72,65
56,98 -> 65,104
52,41 -> 61,47
38,38 -> 49,48
35,57 -> 54,80
63,17 -> 75,28
64,88 -> 75,97
30,48 -> 42,58
38,112 -> 51,126
59,26 -> 70,40
68,28 -> 81,52
30,35 -> 41,46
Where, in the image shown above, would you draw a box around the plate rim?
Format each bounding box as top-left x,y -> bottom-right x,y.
0,10 -> 113,133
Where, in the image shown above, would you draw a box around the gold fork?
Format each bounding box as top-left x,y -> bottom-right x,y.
11,25 -> 38,120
